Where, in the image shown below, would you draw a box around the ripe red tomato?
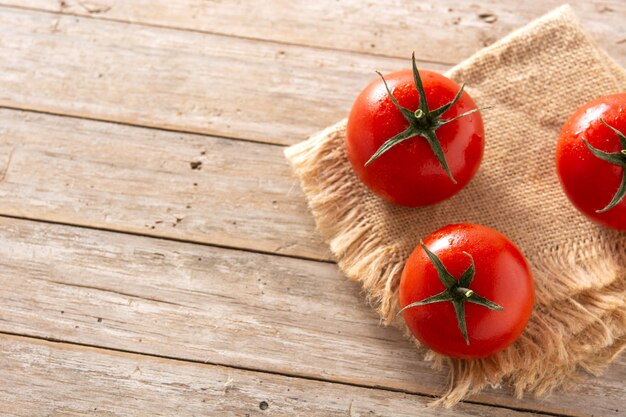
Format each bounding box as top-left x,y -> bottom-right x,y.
399,223 -> 534,359
346,56 -> 485,207
556,93 -> 626,230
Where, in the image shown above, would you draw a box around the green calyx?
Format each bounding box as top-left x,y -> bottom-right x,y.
582,119 -> 626,213
398,242 -> 503,345
364,52 -> 486,184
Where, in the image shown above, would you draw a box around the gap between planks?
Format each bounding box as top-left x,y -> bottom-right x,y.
2,0 -> 624,66
0,3 -> 621,149
0,5 -> 435,146
0,4 -> 620,414
0,212 -> 332,265
0,215 -> 622,417
0,107 -> 332,261
4,83 -> 620,412
0,331 -> 558,417
0,105 -> 289,150
0,2 -> 622,148
0,105 -> 620,414
0,2 -> 457,67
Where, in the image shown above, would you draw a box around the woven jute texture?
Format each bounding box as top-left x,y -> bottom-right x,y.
285,5 -> 626,406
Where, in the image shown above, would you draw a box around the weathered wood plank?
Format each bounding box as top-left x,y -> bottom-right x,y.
0,334 -> 547,417
0,217 -> 623,417
4,0 -> 625,67
0,7 -> 446,146
0,109 -> 329,260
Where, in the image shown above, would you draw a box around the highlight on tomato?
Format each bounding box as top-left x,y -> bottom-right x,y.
398,223 -> 535,359
556,93 -> 626,230
345,53 -> 486,207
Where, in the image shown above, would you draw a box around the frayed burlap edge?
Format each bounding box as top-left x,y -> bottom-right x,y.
285,117 -> 626,406
285,120 -> 407,321
284,6 -> 626,407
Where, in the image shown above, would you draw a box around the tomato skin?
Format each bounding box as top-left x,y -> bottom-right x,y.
399,224 -> 534,359
346,69 -> 484,207
556,93 -> 626,230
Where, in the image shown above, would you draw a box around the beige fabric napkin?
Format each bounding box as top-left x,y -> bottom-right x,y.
285,5 -> 626,405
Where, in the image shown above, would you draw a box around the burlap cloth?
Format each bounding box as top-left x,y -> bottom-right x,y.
285,5 -> 626,406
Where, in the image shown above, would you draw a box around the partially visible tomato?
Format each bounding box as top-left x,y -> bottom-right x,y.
346,54 -> 485,207
399,223 -> 534,359
556,93 -> 626,230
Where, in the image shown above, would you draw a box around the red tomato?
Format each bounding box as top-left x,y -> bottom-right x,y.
556,93 -> 626,230
346,57 -> 484,207
399,224 -> 534,359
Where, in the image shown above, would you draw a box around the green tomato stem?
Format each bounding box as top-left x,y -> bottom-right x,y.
399,242 -> 503,345
365,53 -> 487,184
583,120 -> 626,213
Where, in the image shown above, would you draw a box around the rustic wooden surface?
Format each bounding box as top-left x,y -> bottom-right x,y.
0,2 -> 624,416
2,334 -> 549,417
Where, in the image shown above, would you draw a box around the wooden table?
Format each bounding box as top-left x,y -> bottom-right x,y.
0,1 -> 624,416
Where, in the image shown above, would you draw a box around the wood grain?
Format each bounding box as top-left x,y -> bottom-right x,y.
0,109 -> 330,260
0,216 -> 623,417
0,3 -> 624,416
0,334 -> 547,417
0,6 -> 446,146
4,0 -> 625,67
